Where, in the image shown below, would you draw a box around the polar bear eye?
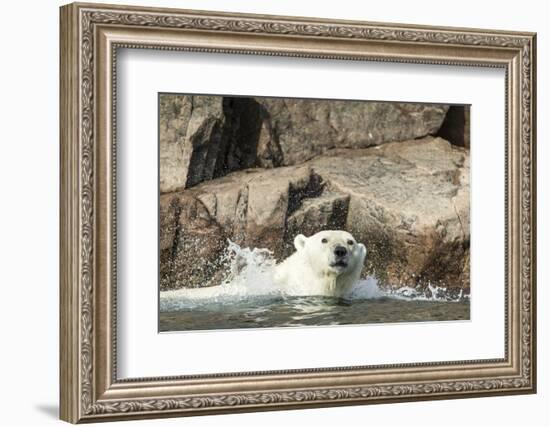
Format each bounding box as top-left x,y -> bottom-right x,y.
321,238 -> 328,244
347,240 -> 354,245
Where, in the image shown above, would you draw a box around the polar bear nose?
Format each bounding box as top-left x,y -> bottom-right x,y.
334,246 -> 348,258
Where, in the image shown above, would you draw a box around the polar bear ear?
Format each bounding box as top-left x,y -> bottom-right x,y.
294,234 -> 307,251
358,243 -> 367,258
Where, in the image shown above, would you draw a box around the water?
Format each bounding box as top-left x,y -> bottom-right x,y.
159,241 -> 470,332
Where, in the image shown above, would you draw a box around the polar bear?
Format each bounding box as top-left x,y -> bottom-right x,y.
274,230 -> 367,298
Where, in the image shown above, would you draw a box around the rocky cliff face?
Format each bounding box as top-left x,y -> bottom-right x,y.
313,138 -> 469,291
254,99 -> 449,167
160,95 -> 230,192
160,95 -> 450,193
159,94 -> 469,293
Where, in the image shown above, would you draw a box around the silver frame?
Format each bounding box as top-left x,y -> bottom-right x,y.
60,2 -> 536,423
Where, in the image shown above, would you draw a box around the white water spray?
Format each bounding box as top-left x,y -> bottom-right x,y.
160,241 -> 467,312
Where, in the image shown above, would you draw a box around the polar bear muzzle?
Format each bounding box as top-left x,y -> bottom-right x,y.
330,245 -> 350,270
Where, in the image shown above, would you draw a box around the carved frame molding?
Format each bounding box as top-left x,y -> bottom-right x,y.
60,2 -> 536,423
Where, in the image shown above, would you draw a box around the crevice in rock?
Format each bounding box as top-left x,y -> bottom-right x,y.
255,105 -> 284,168
202,121 -> 225,183
436,105 -> 470,148
266,121 -> 285,167
214,97 -> 264,177
286,171 -> 325,218
283,171 -> 351,254
185,120 -> 218,188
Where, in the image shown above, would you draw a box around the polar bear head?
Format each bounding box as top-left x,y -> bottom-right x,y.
293,230 -> 367,278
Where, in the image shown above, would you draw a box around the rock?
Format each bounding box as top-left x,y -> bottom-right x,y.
159,94 -> 451,192
255,99 -> 450,167
285,192 -> 350,243
159,166 -> 353,288
194,166 -> 315,259
308,136 -> 469,289
159,136 -> 470,291
159,195 -> 179,290
217,97 -> 264,174
159,95 -> 227,193
159,192 -> 228,290
436,105 -> 470,148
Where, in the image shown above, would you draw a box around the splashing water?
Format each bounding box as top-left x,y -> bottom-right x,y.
160,241 -> 468,314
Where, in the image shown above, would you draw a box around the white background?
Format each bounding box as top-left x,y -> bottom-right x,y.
0,0 -> 546,426
118,50 -> 504,377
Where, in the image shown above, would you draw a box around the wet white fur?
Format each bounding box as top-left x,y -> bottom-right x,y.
274,230 -> 367,298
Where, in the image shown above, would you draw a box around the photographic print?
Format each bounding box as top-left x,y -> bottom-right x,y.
60,4 -> 536,420
158,94 -> 471,332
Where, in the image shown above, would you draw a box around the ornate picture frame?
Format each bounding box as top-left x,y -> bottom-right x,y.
60,2 -> 536,423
